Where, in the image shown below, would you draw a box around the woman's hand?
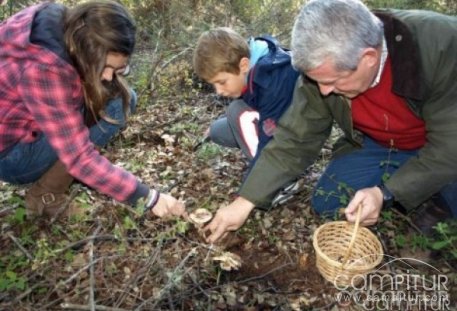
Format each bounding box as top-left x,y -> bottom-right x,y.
150,193 -> 187,218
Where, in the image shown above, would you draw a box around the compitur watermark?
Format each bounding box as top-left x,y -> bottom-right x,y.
333,257 -> 452,310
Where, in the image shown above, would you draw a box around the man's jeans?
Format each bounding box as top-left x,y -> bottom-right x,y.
0,91 -> 137,184
312,136 -> 457,217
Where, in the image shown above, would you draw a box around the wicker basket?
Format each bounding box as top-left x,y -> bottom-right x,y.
312,206 -> 383,287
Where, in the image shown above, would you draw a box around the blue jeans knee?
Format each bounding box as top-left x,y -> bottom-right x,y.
90,89 -> 137,147
311,137 -> 418,216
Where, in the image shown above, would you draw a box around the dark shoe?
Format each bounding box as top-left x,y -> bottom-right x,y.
25,160 -> 76,218
411,196 -> 452,237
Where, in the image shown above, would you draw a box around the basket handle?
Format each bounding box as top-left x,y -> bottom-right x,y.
342,203 -> 362,267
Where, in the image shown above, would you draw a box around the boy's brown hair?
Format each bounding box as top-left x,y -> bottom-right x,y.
193,27 -> 250,81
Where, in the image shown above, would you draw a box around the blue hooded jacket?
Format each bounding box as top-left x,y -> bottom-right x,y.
241,35 -> 300,172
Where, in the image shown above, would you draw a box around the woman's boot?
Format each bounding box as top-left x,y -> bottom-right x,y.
25,160 -> 75,218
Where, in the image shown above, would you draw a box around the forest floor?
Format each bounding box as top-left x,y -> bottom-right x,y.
0,51 -> 456,311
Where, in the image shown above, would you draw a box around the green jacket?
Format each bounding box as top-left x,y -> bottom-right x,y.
238,9 -> 457,210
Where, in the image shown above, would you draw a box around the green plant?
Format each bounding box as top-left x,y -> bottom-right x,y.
123,215 -> 138,231
0,270 -> 27,291
169,121 -> 200,135
379,158 -> 400,183
32,238 -> 58,270
430,221 -> 457,259
381,210 -> 393,221
394,233 -> 407,248
19,225 -> 39,246
315,178 -> 355,209
196,143 -> 223,161
393,220 -> 457,261
6,207 -> 26,225
0,250 -> 29,292
409,233 -> 429,252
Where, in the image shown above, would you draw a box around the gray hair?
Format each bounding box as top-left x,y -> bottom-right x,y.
291,0 -> 383,72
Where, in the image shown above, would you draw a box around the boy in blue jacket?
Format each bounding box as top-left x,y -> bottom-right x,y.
193,27 -> 300,206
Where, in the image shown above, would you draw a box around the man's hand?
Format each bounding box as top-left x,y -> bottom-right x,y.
204,196 -> 255,244
345,186 -> 383,226
151,193 -> 187,219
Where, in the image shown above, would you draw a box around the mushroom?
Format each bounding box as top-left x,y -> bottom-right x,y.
188,208 -> 213,226
212,252 -> 242,271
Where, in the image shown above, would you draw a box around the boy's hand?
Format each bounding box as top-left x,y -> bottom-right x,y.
204,196 -> 255,244
345,186 -> 383,226
151,193 -> 187,219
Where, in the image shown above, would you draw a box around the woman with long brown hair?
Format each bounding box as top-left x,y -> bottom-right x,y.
0,1 -> 185,219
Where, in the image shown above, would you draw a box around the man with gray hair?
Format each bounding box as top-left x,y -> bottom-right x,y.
204,0 -> 456,243
288,0 -> 456,228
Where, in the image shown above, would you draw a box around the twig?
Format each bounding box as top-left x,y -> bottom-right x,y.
114,244 -> 162,307
167,292 -> 175,311
175,262 -> 296,303
187,267 -> 210,299
55,234 -> 119,253
41,255 -> 120,310
12,283 -> 44,302
60,303 -> 129,311
0,205 -> 16,217
391,208 -> 423,233
138,45 -> 192,101
89,221 -> 102,311
137,30 -> 163,98
60,257 -> 104,287
237,262 -> 294,284
375,230 -> 395,274
49,185 -> 80,225
135,247 -> 197,311
158,47 -> 192,70
7,232 -> 33,260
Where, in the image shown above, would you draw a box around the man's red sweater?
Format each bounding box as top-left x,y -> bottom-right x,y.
352,57 -> 426,150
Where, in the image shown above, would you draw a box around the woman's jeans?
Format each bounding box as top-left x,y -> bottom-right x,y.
311,136 -> 457,217
0,92 -> 137,184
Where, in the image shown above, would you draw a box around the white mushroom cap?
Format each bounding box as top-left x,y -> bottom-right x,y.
189,208 -> 213,225
212,252 -> 242,271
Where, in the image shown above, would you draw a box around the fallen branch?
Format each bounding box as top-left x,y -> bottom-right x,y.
113,240 -> 163,307
237,262 -> 295,284
392,208 -> 423,233
7,232 -> 33,260
60,257 -> 104,287
0,205 -> 16,217
12,283 -> 44,302
56,234 -> 119,253
60,303 -> 129,311
49,185 -> 81,225
89,221 -> 102,311
135,247 -> 197,311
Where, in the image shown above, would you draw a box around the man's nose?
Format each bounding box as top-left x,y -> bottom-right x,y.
318,84 -> 335,96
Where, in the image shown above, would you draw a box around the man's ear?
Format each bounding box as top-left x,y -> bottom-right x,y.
361,47 -> 380,69
239,57 -> 250,74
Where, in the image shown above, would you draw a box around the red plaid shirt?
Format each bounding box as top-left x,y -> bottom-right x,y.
0,4 -> 143,203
